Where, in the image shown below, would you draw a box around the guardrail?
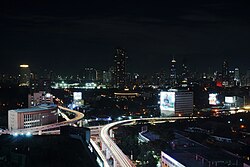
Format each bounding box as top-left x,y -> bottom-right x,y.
100,117 -> 195,167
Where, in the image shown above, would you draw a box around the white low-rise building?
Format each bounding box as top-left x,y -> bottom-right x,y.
8,104 -> 58,131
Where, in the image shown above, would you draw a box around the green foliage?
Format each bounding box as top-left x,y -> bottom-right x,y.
137,144 -> 158,167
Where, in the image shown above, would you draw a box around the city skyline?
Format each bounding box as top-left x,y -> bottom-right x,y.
1,2 -> 250,166
1,1 -> 250,74
0,58 -> 248,77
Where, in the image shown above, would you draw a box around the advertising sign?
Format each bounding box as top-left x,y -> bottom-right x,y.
209,93 -> 218,105
160,92 -> 175,112
225,96 -> 234,104
73,92 -> 82,100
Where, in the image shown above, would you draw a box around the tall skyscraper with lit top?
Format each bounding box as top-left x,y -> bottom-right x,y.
19,64 -> 31,86
170,57 -> 177,87
114,48 -> 128,88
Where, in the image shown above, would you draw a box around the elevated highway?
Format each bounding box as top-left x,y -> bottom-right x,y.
100,116 -> 195,167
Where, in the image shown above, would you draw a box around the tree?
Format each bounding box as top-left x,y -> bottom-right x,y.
137,144 -> 158,167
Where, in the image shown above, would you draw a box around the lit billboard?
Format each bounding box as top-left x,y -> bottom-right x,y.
225,96 -> 235,104
209,93 -> 218,105
73,92 -> 82,101
160,92 -> 175,112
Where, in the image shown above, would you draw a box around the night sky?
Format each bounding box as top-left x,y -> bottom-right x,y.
1,0 -> 250,75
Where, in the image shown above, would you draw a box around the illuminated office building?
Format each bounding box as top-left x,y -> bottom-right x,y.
160,89 -> 193,117
103,70 -> 112,85
83,67 -> 97,82
19,64 -> 31,86
246,69 -> 250,86
222,60 -> 229,80
234,68 -> 240,86
170,58 -> 177,87
181,59 -> 188,81
28,91 -> 54,108
114,48 -> 128,88
222,60 -> 229,87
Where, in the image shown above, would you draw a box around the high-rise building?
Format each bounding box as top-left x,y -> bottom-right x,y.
160,90 -> 193,117
222,60 -> 229,79
28,91 -> 54,108
29,69 -> 52,93
39,79 -> 51,93
228,70 -> 235,87
180,58 -> 189,87
103,70 -> 112,85
40,69 -> 53,92
222,60 -> 229,87
170,57 -> 177,87
246,69 -> 250,86
159,70 -> 167,86
83,67 -> 97,83
114,48 -> 128,88
234,68 -> 240,86
30,72 -> 39,93
96,70 -> 103,83
181,61 -> 188,80
151,72 -> 161,85
132,73 -> 140,86
19,64 -> 31,86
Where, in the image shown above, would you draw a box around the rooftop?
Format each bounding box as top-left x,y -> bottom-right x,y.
141,131 -> 160,141
11,104 -> 57,113
163,133 -> 241,167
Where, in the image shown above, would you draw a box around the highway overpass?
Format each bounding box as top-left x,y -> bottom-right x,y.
100,116 -> 195,167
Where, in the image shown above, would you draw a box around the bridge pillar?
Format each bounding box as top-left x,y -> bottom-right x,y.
109,129 -> 113,138
78,120 -> 83,127
106,148 -> 111,159
113,157 -> 118,167
101,141 -> 106,151
38,130 -> 42,135
109,129 -> 114,138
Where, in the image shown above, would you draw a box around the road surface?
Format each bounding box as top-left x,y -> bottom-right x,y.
100,117 -> 194,167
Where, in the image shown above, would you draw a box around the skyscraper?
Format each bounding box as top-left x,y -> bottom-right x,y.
228,70 -> 235,87
222,60 -> 229,86
222,60 -> 229,78
246,69 -> 250,86
30,72 -> 39,93
170,57 -> 177,87
103,70 -> 112,85
114,48 -> 127,88
97,70 -> 103,82
181,58 -> 189,83
82,67 -> 97,83
234,68 -> 240,86
19,64 -> 31,86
